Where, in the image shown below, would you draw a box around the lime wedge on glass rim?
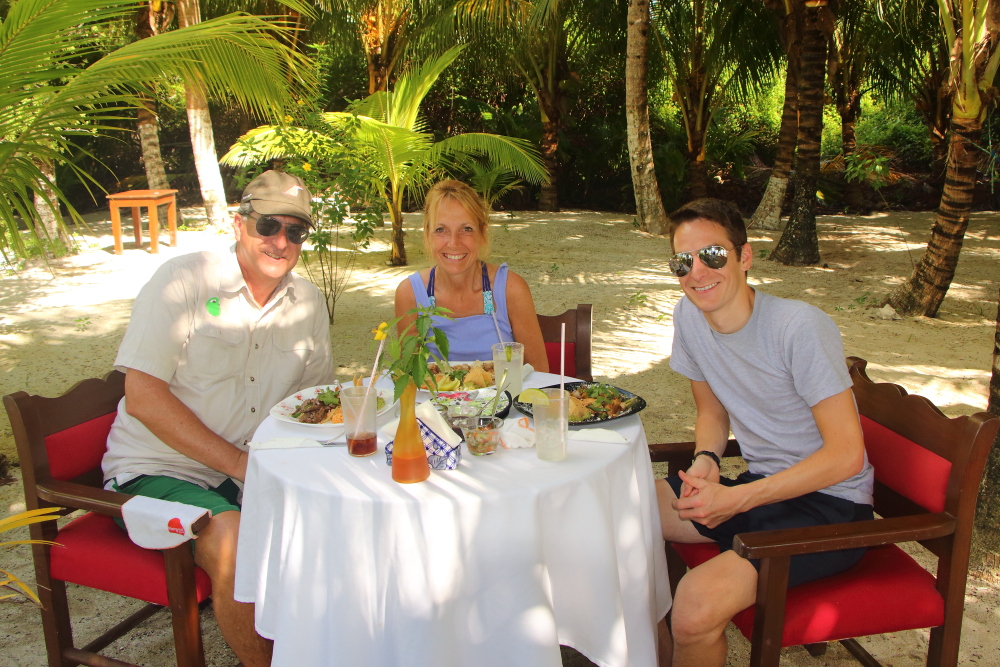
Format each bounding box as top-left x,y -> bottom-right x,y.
518,388 -> 549,405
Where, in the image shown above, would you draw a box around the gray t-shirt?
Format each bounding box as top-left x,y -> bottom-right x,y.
670,290 -> 873,505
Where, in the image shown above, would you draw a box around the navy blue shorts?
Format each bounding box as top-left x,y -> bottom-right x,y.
666,472 -> 874,588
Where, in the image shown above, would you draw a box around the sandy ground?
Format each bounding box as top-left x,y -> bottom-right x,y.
1,207 -> 998,665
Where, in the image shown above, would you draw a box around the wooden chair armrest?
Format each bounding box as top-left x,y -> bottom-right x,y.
37,479 -> 131,518
733,512 -> 956,560
36,480 -> 212,534
648,439 -> 741,466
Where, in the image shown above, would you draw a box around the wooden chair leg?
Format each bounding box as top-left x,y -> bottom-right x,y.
163,544 -> 205,667
110,205 -> 123,255
148,204 -> 159,254
748,555 -> 790,667
167,198 -> 177,247
839,638 -> 884,667
803,642 -> 828,657
130,206 -> 142,247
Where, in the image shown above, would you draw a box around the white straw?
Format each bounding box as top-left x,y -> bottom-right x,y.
560,322 -> 566,425
355,338 -> 385,438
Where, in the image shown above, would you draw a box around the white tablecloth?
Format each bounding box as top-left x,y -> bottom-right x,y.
234,373 -> 671,667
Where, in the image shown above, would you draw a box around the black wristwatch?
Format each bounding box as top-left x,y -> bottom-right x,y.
693,450 -> 721,469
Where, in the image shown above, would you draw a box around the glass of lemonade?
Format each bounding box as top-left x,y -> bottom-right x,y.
492,342 -> 524,397
534,388 -> 568,462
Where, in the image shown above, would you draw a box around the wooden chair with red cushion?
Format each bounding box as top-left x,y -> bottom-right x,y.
649,357 -> 999,667
537,303 -> 593,382
4,371 -> 212,667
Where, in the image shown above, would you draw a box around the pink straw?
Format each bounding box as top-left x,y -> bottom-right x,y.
560,323 -> 566,421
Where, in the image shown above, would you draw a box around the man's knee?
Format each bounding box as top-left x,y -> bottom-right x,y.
671,553 -> 757,644
194,510 -> 241,578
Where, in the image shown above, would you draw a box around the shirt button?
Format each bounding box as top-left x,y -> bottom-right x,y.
250,377 -> 255,382
255,343 -> 259,349
251,407 -> 256,413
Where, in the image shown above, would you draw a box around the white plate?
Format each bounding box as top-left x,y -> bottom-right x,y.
269,385 -> 396,429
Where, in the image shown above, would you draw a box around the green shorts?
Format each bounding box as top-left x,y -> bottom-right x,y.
111,475 -> 241,530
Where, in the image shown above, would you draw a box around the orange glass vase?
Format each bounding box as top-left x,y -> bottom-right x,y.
392,380 -> 430,483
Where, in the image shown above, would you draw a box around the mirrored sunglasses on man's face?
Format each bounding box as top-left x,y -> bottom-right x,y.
252,214 -> 310,244
668,244 -> 739,278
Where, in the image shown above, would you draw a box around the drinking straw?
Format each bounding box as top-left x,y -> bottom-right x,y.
354,337 -> 386,438
560,322 -> 566,424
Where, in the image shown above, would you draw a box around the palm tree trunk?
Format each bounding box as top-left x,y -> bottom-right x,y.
538,100 -> 561,212
176,0 -> 229,230
388,202 -> 407,266
625,0 -> 667,235
685,133 -> 708,199
971,288 -> 1000,574
32,159 -> 67,247
137,95 -> 170,190
750,64 -> 798,231
840,91 -> 864,213
887,116 -> 981,316
771,7 -> 826,266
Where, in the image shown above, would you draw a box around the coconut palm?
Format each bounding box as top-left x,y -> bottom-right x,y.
221,46 -> 548,265
625,0 -> 668,234
0,0 -> 314,262
770,1 -> 833,266
651,0 -> 781,200
886,0 -> 1000,316
749,0 -> 802,231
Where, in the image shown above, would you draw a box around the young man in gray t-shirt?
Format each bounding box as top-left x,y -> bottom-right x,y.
656,199 -> 874,667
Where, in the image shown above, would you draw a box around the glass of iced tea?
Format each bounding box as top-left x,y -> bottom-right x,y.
342,386 -> 378,457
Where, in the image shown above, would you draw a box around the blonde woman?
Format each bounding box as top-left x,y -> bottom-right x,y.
394,180 -> 548,370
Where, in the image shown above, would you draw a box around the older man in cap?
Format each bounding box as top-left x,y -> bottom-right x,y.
102,170 -> 334,666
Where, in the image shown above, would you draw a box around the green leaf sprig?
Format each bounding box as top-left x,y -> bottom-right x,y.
381,305 -> 452,402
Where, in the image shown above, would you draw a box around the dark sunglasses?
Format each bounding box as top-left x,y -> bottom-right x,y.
252,214 -> 310,244
668,244 -> 739,277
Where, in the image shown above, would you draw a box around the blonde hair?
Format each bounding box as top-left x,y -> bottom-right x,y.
422,180 -> 490,258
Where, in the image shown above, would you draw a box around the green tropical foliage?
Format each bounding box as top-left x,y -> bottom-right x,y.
0,0 -> 315,263
222,45 -> 548,266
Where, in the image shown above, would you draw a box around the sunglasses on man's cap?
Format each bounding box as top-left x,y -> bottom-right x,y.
251,214 -> 310,244
668,244 -> 740,278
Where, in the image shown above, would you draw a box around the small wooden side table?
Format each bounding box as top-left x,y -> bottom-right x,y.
106,189 -> 179,254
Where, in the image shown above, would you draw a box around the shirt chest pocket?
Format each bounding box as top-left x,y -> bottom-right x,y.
185,319 -> 245,381
272,330 -> 314,385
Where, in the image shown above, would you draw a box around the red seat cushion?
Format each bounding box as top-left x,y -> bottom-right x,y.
50,512 -> 212,607
544,341 -> 577,378
670,542 -> 944,646
45,412 -> 117,481
861,415 -> 950,513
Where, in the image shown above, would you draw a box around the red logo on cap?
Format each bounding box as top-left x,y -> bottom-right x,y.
167,518 -> 185,536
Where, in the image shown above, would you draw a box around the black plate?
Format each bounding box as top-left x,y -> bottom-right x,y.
513,382 -> 647,426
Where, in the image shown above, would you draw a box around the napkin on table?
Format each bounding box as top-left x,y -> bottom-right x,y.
120,496 -> 210,550
379,400 -> 462,447
248,437 -> 322,451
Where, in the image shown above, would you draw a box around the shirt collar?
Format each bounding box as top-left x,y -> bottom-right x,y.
221,244 -> 297,306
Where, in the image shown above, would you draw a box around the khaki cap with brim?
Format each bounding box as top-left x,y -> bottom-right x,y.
241,170 -> 313,226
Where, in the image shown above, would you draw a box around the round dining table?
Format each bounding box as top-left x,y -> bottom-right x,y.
234,372 -> 671,667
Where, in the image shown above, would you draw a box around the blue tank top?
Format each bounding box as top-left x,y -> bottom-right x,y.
408,263 -> 514,361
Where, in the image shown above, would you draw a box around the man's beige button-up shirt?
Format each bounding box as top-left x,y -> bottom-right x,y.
103,246 -> 334,488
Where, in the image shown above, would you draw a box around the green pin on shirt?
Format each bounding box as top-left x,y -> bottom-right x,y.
206,297 -> 221,317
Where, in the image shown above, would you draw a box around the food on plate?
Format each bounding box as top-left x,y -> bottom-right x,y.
291,386 -> 385,424
424,361 -> 496,390
567,383 -> 632,422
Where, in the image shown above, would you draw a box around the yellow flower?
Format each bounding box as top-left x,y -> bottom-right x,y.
283,114 -> 293,124
296,98 -> 305,106
302,163 -> 312,172
372,322 -> 389,341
